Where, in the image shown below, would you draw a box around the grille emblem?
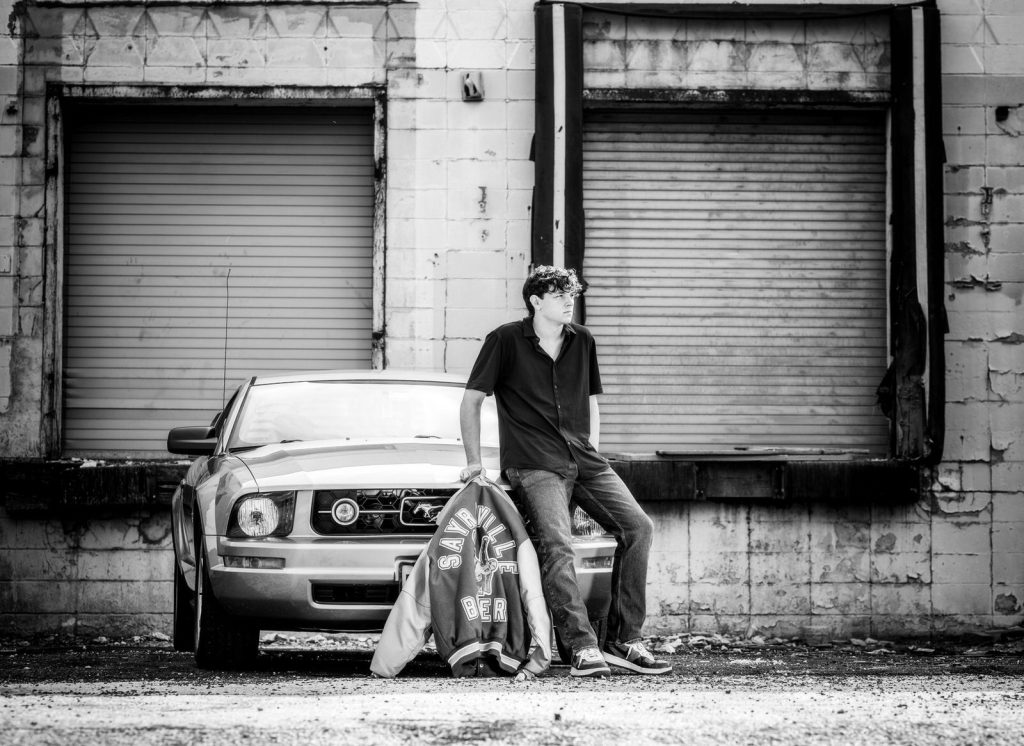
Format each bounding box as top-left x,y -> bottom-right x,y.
401,496 -> 448,525
413,503 -> 443,521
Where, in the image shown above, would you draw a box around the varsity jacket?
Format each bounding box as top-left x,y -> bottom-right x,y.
370,478 -> 551,678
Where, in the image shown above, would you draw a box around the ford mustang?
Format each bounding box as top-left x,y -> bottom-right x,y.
167,370 -> 615,669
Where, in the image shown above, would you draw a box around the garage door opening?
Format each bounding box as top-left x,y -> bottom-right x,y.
63,104 -> 376,457
583,109 -> 890,456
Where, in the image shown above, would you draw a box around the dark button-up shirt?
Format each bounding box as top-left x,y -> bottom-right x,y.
466,318 -> 609,479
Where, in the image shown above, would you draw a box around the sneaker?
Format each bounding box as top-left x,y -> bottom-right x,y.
603,639 -> 672,675
570,646 -> 611,678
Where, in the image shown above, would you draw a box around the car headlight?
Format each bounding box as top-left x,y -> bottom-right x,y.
571,505 -> 612,538
227,491 -> 296,538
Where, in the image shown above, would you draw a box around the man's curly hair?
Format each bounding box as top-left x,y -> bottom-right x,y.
522,265 -> 584,317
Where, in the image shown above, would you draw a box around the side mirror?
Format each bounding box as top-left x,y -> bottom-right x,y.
167,426 -> 217,456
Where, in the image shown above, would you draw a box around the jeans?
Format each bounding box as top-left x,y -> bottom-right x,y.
506,465 -> 654,653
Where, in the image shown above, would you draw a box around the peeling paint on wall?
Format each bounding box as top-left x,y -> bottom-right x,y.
950,275 -> 1002,291
945,241 -> 984,257
994,104 -> 1024,137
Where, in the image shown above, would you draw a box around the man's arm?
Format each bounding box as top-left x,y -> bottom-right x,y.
589,395 -> 600,451
460,388 -> 487,481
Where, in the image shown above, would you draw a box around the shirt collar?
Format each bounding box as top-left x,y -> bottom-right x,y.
521,317 -> 575,340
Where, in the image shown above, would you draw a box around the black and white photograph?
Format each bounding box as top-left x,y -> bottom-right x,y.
0,1 -> 1021,743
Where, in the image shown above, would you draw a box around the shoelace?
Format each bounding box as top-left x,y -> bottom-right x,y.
577,648 -> 605,663
626,641 -> 654,661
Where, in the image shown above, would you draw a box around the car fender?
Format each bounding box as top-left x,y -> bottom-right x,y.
171,455 -> 217,594
170,483 -> 195,594
193,455 -> 258,577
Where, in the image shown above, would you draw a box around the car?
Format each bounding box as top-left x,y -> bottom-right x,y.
167,369 -> 616,669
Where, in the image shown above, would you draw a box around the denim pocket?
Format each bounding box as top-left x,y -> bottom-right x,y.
514,468 -> 551,492
505,467 -> 551,493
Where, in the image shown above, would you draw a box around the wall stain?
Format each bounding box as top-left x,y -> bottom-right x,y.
874,533 -> 897,553
138,514 -> 169,545
995,594 -> 1020,614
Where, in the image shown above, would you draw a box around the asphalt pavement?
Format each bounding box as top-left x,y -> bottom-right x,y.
2,632 -> 1022,745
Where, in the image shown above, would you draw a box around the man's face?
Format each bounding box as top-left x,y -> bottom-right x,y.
532,287 -> 576,324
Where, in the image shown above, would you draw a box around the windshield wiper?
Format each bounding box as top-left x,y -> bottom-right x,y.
228,445 -> 265,453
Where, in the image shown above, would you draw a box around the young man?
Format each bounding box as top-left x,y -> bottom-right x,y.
459,265 -> 671,678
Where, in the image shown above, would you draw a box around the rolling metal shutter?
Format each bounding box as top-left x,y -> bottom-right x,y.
65,105 -> 375,457
583,110 -> 889,455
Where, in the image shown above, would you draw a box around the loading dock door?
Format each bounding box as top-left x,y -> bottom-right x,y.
64,105 -> 375,457
583,110 -> 889,455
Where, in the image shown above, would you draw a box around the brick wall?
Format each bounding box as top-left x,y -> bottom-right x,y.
0,0 -> 1021,640
384,2 -> 535,371
0,510 -> 172,637
934,0 -> 1024,632
582,11 -> 890,92
644,495 -> 1022,640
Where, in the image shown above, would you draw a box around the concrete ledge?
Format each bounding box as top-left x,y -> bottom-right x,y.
0,460 -> 186,515
1,456 -> 922,513
608,457 -> 922,504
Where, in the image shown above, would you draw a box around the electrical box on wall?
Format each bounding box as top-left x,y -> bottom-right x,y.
462,71 -> 484,101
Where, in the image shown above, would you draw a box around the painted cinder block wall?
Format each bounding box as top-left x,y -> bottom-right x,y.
0,0 -> 1021,639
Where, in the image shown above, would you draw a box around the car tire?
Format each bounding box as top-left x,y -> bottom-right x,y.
193,523 -> 259,670
172,558 -> 195,652
553,616 -> 608,664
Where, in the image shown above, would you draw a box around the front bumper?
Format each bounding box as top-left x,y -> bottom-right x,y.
205,534 -> 614,631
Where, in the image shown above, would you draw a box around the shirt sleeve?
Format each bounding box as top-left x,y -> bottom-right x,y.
369,551 -> 432,678
588,334 -> 603,397
466,329 -> 503,395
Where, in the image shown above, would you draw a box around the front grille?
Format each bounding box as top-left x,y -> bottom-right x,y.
311,583 -> 399,605
311,488 -> 457,535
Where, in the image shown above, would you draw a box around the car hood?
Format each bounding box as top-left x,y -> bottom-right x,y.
233,439 -> 501,492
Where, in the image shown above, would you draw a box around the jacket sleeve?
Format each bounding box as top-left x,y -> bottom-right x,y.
516,537 -> 552,676
369,551 -> 432,678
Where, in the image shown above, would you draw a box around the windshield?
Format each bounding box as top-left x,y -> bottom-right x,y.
226,380 -> 499,451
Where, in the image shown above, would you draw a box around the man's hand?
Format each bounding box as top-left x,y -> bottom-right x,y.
459,464 -> 486,482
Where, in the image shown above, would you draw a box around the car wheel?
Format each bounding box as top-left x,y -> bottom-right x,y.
193,523 -> 259,669
172,558 -> 195,652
